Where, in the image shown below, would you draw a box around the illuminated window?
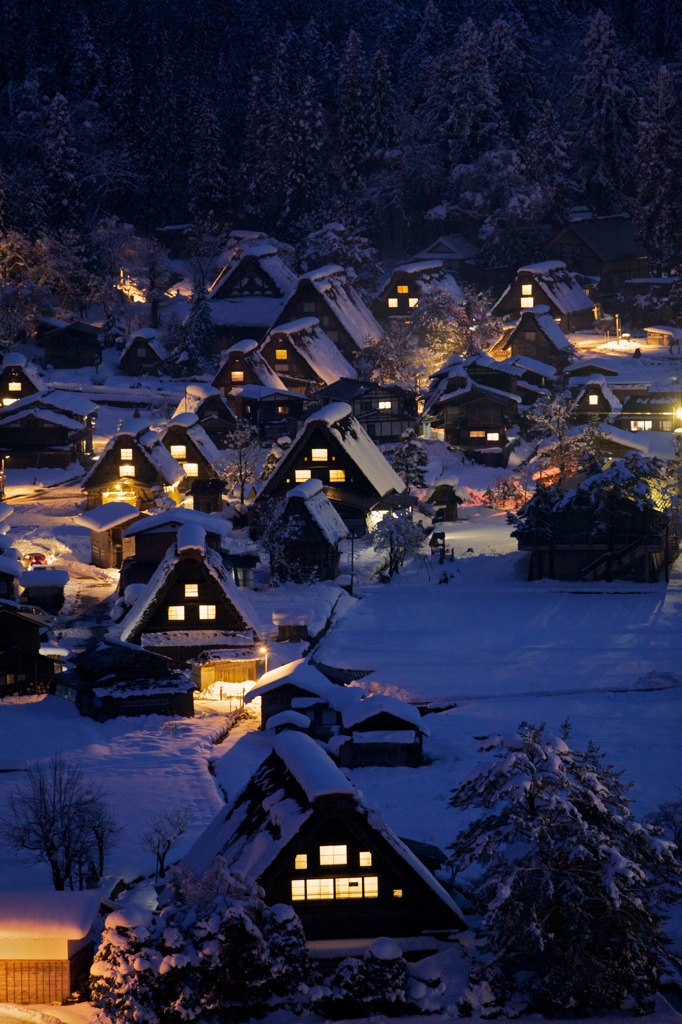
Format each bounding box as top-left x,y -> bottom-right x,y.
2,398 -> 17,406
393,888 -> 403,898
168,606 -> 185,621
387,298 -> 398,308
295,854 -> 308,870
295,469 -> 311,482
408,297 -> 419,308
588,394 -> 599,406
119,464 -> 135,477
291,880 -> 306,901
231,370 -> 244,382
302,877 -> 335,900
329,469 -> 346,483
469,430 -> 485,438
378,400 -> 392,410
521,284 -> 533,296
335,877 -> 364,899
486,432 -> 500,441
120,448 -> 133,461
184,584 -> 198,598
7,382 -> 21,392
311,448 -> 328,462
199,605 -> 216,620
275,348 -> 288,361
277,405 -> 288,415
520,296 -> 534,308
170,445 -> 186,460
359,851 -> 372,866
320,844 -> 347,866
183,462 -> 199,477
630,420 -> 652,432
397,285 -> 409,294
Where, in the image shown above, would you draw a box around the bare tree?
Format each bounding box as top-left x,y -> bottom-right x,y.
1,756 -> 119,890
223,420 -> 262,503
140,809 -> 189,881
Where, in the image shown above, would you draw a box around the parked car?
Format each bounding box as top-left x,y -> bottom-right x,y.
22,551 -> 48,569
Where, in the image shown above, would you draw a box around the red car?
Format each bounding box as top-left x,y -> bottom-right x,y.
23,552 -> 48,568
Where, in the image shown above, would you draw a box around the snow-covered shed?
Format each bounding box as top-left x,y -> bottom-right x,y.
170,383 -> 237,449
331,693 -> 430,768
77,501 -> 142,568
274,265 -> 383,363
244,656 -> 359,736
260,316 -> 357,393
119,537 -> 261,665
118,327 -> 169,376
181,730 -> 465,941
255,402 -> 405,533
35,316 -> 103,368
19,566 -> 69,612
0,389 -> 97,468
0,603 -> 57,695
0,889 -> 101,1003
492,262 -> 594,333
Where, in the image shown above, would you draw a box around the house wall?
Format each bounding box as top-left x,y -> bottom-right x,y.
0,943 -> 93,1004
260,336 -> 320,393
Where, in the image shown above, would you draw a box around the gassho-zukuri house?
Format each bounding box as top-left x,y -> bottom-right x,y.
182,730 -> 465,943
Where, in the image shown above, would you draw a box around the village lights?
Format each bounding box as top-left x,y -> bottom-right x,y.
259,645 -> 269,675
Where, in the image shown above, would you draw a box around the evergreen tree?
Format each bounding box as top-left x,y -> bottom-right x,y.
90,908 -> 161,1024
570,10 -> 637,211
389,430 -> 429,492
634,64 -> 682,272
187,98 -> 229,223
487,13 -> 539,141
175,284 -> 215,374
43,92 -> 83,234
449,722 -> 681,1016
523,99 -> 576,217
336,30 -> 370,198
445,19 -> 503,168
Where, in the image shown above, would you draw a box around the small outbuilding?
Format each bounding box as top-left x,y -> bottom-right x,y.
77,501 -> 142,568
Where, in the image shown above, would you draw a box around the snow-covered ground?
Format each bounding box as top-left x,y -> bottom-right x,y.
0,338 -> 681,1022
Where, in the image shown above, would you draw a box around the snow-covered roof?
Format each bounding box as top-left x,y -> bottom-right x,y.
299,265 -> 383,348
515,263 -> 593,315
265,709 -> 311,731
0,889 -> 101,939
20,567 -> 69,588
0,553 -> 22,577
1,351 -> 27,368
245,657 -> 355,706
177,523 -> 205,552
77,502 -> 140,531
268,317 -> 356,385
412,234 -> 480,262
285,477 -> 350,544
341,694 -> 428,733
229,384 -> 302,402
303,403 -> 405,497
216,342 -> 286,391
120,329 -> 169,364
504,354 -> 558,378
0,388 -> 96,425
390,261 -> 464,303
119,542 -> 261,644
82,428 -> 184,488
123,506 -> 232,539
575,376 -> 622,412
0,352 -> 44,390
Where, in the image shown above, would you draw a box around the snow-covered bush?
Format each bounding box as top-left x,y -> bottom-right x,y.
321,937 -> 409,1017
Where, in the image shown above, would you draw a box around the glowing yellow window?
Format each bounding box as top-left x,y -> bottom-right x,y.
119,464 -> 135,477
120,448 -> 133,461
295,854 -> 308,870
397,285 -> 409,294
335,877 -> 363,899
363,877 -> 378,898
199,605 -> 216,620
275,348 -> 288,361
329,469 -> 345,483
387,297 -> 398,308
2,398 -> 17,406
170,445 -> 186,460
408,297 -> 419,308
359,851 -> 372,867
183,462 -> 199,477
291,880 -> 305,901
521,284 -> 533,296
311,448 -> 328,462
184,584 -> 198,598
378,400 -> 392,410
320,844 -> 347,866
469,430 -> 485,438
7,382 -> 21,392
295,469 -> 311,482
588,394 -> 599,406
486,432 -> 500,441
168,606 -> 185,621
520,296 -> 534,308
231,370 -> 244,382
305,878 -> 335,900
393,888 -> 403,898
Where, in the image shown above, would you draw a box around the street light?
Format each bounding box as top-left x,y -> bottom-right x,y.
259,645 -> 268,676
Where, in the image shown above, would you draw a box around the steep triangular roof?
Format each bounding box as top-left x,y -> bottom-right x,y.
493,262 -> 593,317
119,538 -> 260,644
288,266 -> 383,349
265,317 -> 356,385
213,339 -> 286,390
81,427 -> 184,488
284,478 -> 350,544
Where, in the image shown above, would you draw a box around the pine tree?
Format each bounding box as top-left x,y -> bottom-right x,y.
389,431 -> 428,492
187,98 -> 229,224
178,285 -> 215,374
570,10 -> 637,212
90,907 -> 161,1024
43,92 -> 83,234
523,99 -> 576,217
445,19 -> 503,169
449,722 -> 681,1016
487,13 -> 539,142
336,30 -> 370,198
